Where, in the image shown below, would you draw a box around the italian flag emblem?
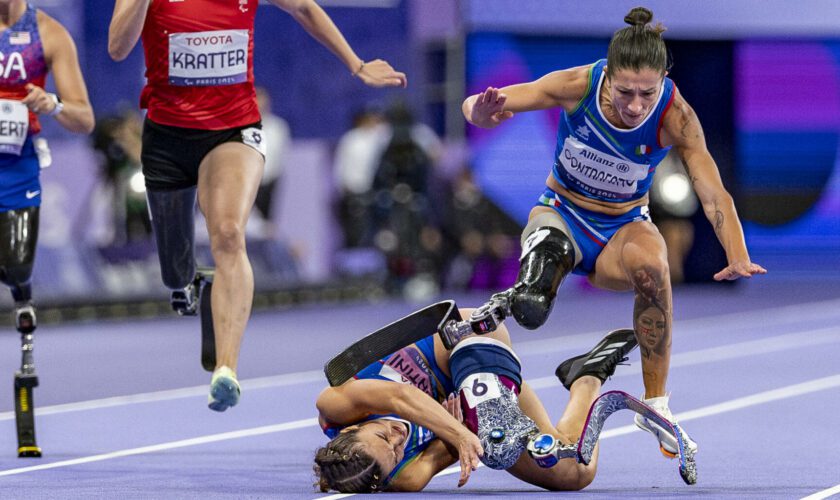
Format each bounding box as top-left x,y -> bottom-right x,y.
636,144 -> 651,155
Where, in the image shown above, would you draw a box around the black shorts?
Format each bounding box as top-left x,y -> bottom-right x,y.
141,118 -> 264,190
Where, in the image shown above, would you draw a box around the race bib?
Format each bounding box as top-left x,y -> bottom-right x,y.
461,373 -> 502,408
168,29 -> 249,86
0,99 -> 29,155
558,136 -> 649,200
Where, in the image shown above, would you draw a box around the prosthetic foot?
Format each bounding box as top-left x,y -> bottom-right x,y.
582,391 -> 698,485
555,328 -> 638,390
13,301 -> 41,458
634,395 -> 698,459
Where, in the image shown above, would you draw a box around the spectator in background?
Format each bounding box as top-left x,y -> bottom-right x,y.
254,86 -> 290,235
370,101 -> 443,296
440,166 -> 522,291
91,109 -> 149,245
333,106 -> 388,248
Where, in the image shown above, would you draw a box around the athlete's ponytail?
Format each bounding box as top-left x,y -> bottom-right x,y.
607,7 -> 669,77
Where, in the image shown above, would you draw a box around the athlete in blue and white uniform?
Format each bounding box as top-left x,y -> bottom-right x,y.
315,308 -> 619,493
319,335 -> 452,484
0,3 -> 93,333
0,0 -> 93,457
462,7 -> 765,459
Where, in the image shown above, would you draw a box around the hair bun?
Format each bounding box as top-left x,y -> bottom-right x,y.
624,6 -> 653,27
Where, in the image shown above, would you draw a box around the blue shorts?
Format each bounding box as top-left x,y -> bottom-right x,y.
536,188 -> 651,275
0,136 -> 41,211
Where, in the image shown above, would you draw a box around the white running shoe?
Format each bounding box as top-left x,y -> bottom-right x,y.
634,395 -> 697,458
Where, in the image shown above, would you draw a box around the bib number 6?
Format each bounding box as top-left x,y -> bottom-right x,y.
461,373 -> 501,408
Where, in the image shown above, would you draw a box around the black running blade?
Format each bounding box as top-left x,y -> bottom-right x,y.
14,373 -> 41,458
324,300 -> 460,387
200,281 -> 216,372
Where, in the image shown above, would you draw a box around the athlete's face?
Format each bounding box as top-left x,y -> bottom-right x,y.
607,66 -> 663,128
345,420 -> 408,473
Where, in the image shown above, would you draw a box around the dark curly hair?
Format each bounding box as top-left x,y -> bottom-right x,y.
313,429 -> 387,493
607,6 -> 670,77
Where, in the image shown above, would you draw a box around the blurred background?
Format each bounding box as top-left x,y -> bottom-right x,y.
9,0 -> 839,321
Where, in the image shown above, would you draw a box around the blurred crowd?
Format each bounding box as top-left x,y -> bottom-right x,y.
85,91 -> 696,298
332,100 -> 521,297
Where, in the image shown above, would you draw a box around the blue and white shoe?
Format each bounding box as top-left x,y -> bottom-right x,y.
208,366 -> 240,412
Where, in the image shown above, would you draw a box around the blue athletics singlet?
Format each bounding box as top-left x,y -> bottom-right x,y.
551,59 -> 675,203
0,3 -> 48,210
321,335 -> 454,483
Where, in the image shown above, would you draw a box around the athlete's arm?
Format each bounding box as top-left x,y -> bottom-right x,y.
317,379 -> 482,487
462,64 -> 591,129
108,0 -> 150,61
35,13 -> 94,134
387,439 -> 458,492
660,88 -> 767,281
267,0 -> 406,88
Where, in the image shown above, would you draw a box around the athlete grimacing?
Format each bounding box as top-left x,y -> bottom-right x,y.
460,6 -> 766,457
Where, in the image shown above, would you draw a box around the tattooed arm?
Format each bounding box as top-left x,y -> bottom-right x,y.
660,88 -> 766,281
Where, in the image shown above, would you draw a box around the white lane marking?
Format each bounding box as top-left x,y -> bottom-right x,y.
2,299 -> 839,419
527,326 -> 840,390
0,418 -> 317,477
0,370 -> 324,422
802,484 -> 840,500
2,375 -> 839,480
426,375 -> 840,485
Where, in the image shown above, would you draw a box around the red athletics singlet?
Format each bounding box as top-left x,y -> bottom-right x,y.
140,0 -> 261,130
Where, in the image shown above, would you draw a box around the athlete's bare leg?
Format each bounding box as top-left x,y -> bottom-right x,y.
197,142 -> 264,373
589,220 -> 671,398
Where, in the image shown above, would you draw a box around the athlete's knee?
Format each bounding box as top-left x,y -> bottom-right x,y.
510,226 -> 576,330
545,465 -> 596,492
449,337 -> 538,470
208,219 -> 246,256
627,253 -> 670,292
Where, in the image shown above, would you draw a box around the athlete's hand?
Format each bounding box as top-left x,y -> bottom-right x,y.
22,84 -> 57,115
713,260 -> 767,281
468,87 -> 514,128
455,429 -> 483,488
355,59 -> 407,88
442,393 -> 463,423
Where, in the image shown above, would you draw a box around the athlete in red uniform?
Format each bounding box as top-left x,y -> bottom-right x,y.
108,0 -> 407,412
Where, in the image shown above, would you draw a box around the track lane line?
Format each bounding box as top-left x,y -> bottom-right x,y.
1,375 -> 838,479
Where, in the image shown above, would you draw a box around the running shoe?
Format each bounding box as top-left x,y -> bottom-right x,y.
208,366 -> 240,412
634,395 -> 698,458
555,328 -> 638,390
